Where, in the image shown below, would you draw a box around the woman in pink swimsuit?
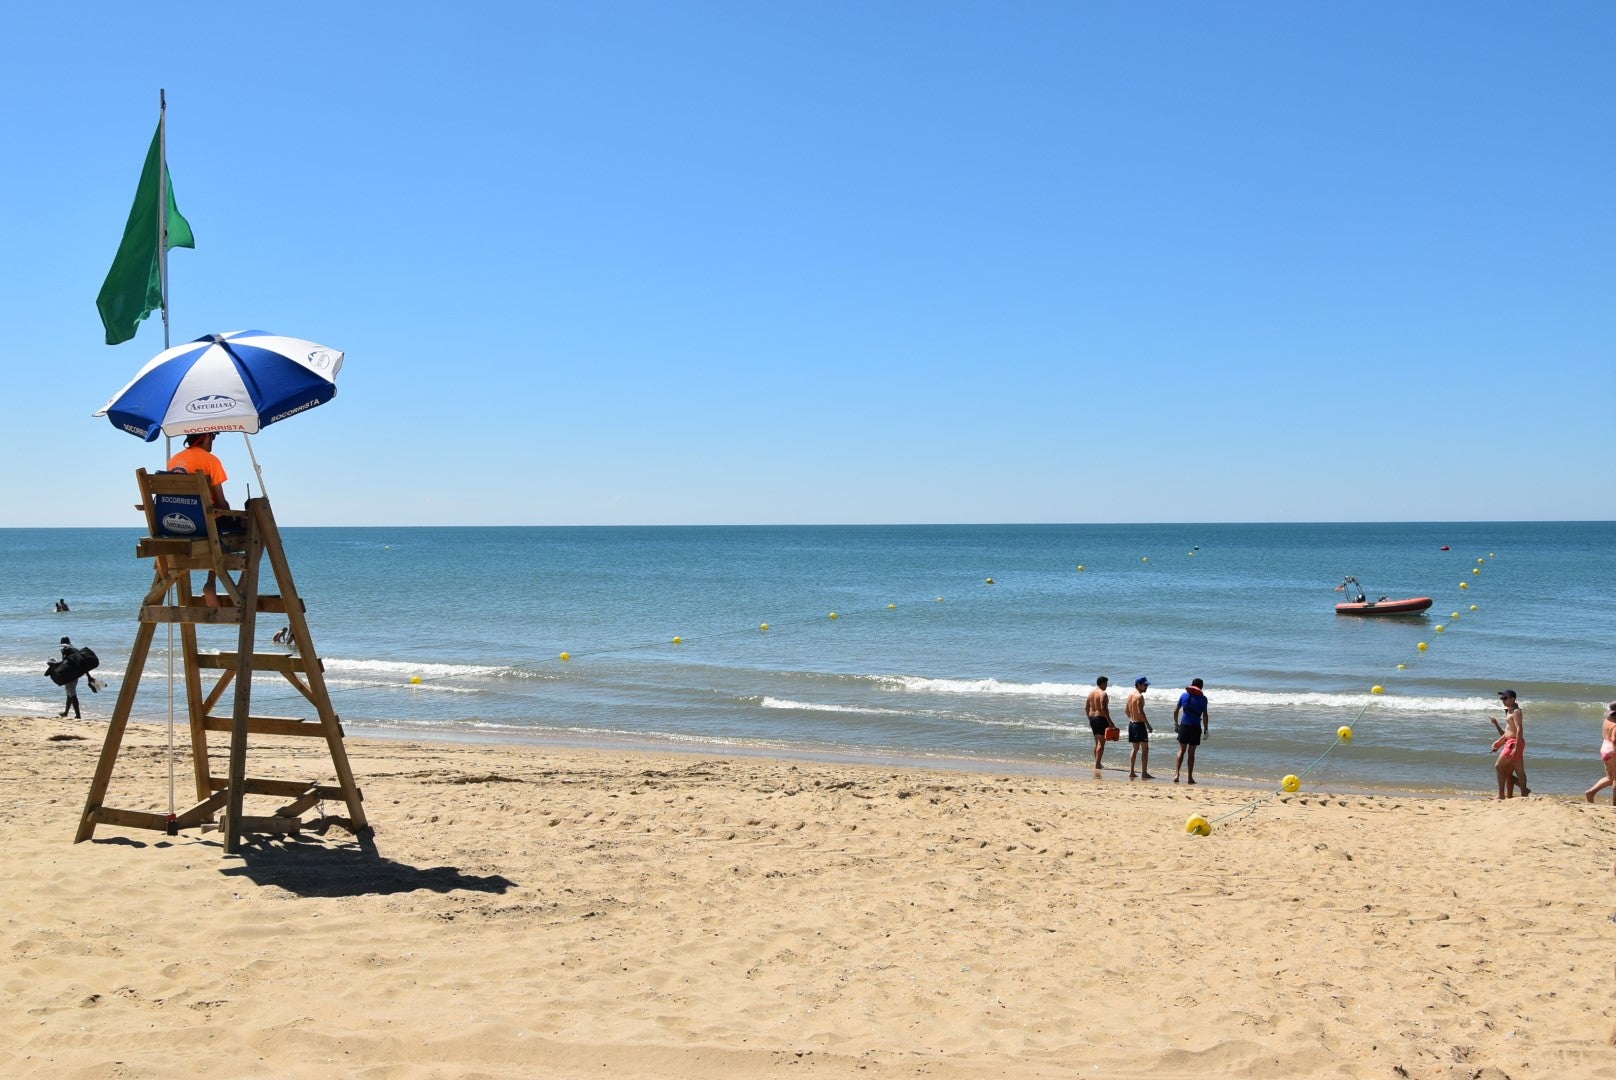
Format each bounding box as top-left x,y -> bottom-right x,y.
1584,701 -> 1616,804
1489,690 -> 1529,799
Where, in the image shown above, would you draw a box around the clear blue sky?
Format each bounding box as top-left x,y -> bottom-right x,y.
4,3 -> 1611,526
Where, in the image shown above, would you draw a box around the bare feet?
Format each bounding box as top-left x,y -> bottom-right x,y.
1186,778 -> 1197,785
1173,776 -> 1180,783
1141,772 -> 1155,780
1589,791 -> 1598,803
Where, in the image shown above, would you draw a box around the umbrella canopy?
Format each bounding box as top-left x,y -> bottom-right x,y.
97,330 -> 343,442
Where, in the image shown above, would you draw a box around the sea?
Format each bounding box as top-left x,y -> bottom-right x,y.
3,522 -> 1612,798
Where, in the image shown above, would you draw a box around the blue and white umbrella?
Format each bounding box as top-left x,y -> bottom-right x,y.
97,330 -> 343,441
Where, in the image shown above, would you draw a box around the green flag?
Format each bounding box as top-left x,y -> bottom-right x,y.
95,122 -> 195,345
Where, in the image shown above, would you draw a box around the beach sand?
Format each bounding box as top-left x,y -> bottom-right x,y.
5,715 -> 1615,1079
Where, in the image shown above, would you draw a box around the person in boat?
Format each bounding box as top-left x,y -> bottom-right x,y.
1489,689 -> 1529,799
1338,577 -> 1367,604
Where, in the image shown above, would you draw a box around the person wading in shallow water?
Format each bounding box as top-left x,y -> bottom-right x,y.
1490,689 -> 1529,799
1085,676 -> 1116,773
1126,676 -> 1155,780
1173,678 -> 1209,784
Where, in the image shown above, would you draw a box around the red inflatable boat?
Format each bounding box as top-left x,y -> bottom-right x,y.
1334,576 -> 1433,615
1334,596 -> 1433,615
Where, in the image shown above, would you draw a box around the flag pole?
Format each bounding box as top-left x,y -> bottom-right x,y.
157,89 -> 178,828
157,88 -> 171,352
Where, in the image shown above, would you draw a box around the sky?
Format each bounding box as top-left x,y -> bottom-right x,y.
3,3 -> 1611,526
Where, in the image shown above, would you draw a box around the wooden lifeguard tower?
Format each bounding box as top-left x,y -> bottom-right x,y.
74,468 -> 368,854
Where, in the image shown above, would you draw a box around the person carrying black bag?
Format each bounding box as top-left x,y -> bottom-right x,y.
48,637 -> 101,719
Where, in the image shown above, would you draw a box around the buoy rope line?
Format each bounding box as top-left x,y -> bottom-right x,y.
321,590 -> 968,701
1205,717 -> 1365,829
1187,552 -> 1497,836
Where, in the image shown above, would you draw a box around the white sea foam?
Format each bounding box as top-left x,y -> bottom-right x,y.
323,657 -> 505,679
758,697 -> 912,716
0,695 -> 70,715
876,675 -> 1089,698
876,674 -> 1501,713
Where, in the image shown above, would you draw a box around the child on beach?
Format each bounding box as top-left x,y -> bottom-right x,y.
1490,689 -> 1529,799
1585,702 -> 1616,804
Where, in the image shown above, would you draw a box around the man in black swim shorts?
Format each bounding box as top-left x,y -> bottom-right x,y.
1085,676 -> 1116,773
1173,678 -> 1210,784
1126,676 -> 1155,779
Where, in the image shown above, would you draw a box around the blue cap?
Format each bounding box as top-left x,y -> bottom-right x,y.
1135,676 -> 1149,686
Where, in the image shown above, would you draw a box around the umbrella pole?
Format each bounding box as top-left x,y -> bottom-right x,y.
242,433 -> 269,500
162,433 -> 176,825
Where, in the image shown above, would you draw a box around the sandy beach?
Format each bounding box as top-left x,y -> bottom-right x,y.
5,715 -> 1615,1079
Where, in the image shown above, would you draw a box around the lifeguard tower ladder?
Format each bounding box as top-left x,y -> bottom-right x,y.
74,468 -> 368,854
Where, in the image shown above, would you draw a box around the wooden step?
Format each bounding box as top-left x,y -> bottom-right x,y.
201,715 -> 342,738
206,776 -> 354,801
196,652 -> 317,674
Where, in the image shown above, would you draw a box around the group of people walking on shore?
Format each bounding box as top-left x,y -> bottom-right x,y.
1085,676 -> 1209,783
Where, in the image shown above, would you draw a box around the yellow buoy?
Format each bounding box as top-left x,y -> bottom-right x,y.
1142,556 -> 1149,563
1282,774 -> 1301,793
1396,663 -> 1406,670
1371,685 -> 1384,694
1472,568 -> 1480,575
1459,581 -> 1469,589
1338,725 -> 1354,743
888,604 -> 896,609
559,651 -> 571,661
760,623 -> 769,631
1417,641 -> 1428,651
1188,551 -> 1195,556
1451,612 -> 1460,619
1470,604 -> 1478,611
985,577 -> 995,584
1435,625 -> 1445,633
829,612 -> 838,619
1185,814 -> 1212,836
410,675 -> 422,685
1077,565 -> 1085,571
1477,558 -> 1485,564
937,597 -> 944,603
672,636 -> 682,645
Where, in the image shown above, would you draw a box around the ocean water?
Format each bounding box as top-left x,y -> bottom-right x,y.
3,521 -> 1612,797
